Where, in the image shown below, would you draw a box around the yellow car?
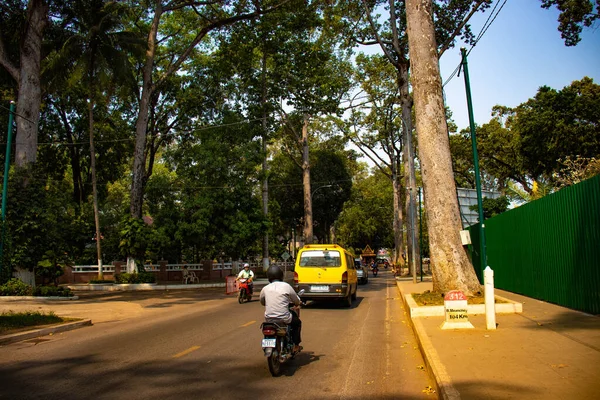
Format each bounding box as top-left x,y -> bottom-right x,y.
293,244 -> 358,307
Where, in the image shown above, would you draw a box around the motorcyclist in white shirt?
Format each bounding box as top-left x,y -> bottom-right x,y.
260,266 -> 302,353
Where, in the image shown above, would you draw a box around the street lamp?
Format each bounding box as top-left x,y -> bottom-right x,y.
311,184 -> 333,199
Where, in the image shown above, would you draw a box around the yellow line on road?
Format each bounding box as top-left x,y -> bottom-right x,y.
241,320 -> 256,327
172,345 -> 201,358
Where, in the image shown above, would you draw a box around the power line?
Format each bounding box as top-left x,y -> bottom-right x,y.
443,0 -> 509,87
0,103 -> 36,125
0,117 -> 266,147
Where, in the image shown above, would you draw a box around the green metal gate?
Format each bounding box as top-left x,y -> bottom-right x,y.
468,175 -> 600,315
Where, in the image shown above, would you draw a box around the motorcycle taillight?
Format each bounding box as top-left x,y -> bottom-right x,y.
262,327 -> 277,336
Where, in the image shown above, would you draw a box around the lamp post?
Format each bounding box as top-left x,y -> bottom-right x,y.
0,101 -> 16,280
461,48 -> 487,271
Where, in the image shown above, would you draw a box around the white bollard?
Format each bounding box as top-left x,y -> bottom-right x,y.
484,266 -> 496,330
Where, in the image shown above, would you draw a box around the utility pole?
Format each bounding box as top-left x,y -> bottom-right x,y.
460,48 -> 487,269
0,101 -> 16,280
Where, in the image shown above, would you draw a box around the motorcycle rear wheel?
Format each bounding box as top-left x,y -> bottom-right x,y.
267,341 -> 282,376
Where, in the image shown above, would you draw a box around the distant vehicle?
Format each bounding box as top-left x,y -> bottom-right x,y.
376,257 -> 389,269
354,258 -> 369,284
294,244 -> 358,307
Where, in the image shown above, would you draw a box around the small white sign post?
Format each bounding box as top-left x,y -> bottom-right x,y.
484,266 -> 497,330
441,290 -> 474,330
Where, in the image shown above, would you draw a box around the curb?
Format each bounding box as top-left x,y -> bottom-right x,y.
396,282 -> 461,400
67,283 -> 226,291
0,319 -> 92,345
0,296 -> 79,301
405,293 -> 523,318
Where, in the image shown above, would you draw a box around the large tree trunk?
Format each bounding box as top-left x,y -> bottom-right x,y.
406,0 -> 481,295
392,170 -> 405,269
131,4 -> 161,219
260,48 -> 270,271
400,66 -> 420,281
14,0 -> 48,167
88,80 -> 103,280
301,116 -> 313,245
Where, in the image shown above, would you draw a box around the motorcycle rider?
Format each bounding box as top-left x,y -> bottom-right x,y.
236,263 -> 254,295
260,266 -> 303,353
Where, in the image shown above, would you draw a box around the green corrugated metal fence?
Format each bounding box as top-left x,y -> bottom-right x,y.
468,175 -> 600,315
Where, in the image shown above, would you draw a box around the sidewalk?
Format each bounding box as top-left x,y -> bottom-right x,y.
396,278 -> 600,400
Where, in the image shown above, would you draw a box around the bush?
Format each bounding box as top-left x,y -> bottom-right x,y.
34,285 -> 73,297
0,278 -> 33,296
114,272 -> 156,284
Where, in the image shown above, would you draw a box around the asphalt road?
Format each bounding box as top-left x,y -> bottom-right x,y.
0,271 -> 435,400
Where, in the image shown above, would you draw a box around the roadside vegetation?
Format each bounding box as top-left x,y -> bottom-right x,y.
0,279 -> 73,297
0,311 -> 69,335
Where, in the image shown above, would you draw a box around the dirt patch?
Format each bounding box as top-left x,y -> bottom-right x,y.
411,290 -> 508,306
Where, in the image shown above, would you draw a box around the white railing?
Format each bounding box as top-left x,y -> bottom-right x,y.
72,265 -> 115,273
72,264 -> 205,273
72,261 -> 294,273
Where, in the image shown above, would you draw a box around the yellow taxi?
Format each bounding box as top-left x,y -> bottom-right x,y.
293,244 -> 358,307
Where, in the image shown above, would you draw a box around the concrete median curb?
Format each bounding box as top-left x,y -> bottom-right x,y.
0,319 -> 92,345
67,283 -> 226,291
0,296 -> 79,301
396,281 -> 461,400
405,292 -> 523,318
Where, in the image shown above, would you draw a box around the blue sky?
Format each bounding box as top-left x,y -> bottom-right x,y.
440,0 -> 600,131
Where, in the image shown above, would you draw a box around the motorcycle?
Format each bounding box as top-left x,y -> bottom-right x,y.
371,265 -> 378,277
260,289 -> 304,376
237,278 -> 252,303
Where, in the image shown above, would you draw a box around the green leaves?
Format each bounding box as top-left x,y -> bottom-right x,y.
541,0 -> 600,46
118,215 -> 152,260
451,77 -> 600,200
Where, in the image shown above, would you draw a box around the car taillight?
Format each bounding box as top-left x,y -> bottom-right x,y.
342,271 -> 348,284
262,327 -> 277,336
294,271 -> 299,284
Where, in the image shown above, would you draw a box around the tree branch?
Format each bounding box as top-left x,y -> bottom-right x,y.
438,0 -> 488,57
0,36 -> 20,82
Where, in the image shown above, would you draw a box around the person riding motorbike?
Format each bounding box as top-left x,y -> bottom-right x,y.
236,263 -> 254,295
260,266 -> 303,353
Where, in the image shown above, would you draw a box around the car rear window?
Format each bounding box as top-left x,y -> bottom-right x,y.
299,250 -> 341,267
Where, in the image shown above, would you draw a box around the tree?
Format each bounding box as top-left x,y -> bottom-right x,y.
0,0 -> 48,167
128,0 -> 289,223
50,0 -> 142,277
541,0 -> 600,46
343,53 -> 406,269
512,78 -> 600,183
269,143 -> 354,246
469,196 -> 509,219
342,0 -> 491,275
452,78 -> 600,201
270,8 -> 353,244
335,169 -> 394,251
406,0 -> 481,295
